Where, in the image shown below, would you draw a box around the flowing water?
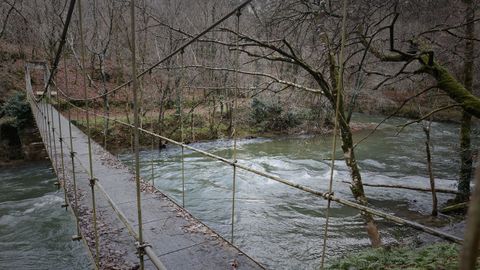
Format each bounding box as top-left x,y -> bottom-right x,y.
120,114 -> 478,269
1,114 -> 476,269
0,162 -> 91,269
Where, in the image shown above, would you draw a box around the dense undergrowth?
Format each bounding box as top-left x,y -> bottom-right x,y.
329,243 -> 479,270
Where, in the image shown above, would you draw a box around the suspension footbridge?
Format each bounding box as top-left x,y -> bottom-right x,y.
22,0 -> 465,269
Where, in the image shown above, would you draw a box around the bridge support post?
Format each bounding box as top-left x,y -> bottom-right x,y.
130,0 -> 145,269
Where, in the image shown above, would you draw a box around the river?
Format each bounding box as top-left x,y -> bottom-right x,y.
0,114 -> 476,269
121,114 -> 477,269
0,162 -> 91,269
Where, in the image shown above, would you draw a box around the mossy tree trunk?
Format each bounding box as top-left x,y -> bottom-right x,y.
328,50 -> 383,247
457,0 -> 475,202
459,165 -> 480,270
338,115 -> 382,247
423,123 -> 438,216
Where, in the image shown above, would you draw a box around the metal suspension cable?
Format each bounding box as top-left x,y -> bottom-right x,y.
58,0 -> 254,102
44,67 -> 54,162
46,99 -> 53,167
230,9 -> 241,244
149,71 -> 156,187
57,60 -> 68,210
77,0 -> 100,266
36,0 -> 76,102
50,93 -> 59,179
320,0 -> 348,268
65,62 -> 82,240
130,1 -> 146,269
179,51 -> 186,208
68,102 -> 81,239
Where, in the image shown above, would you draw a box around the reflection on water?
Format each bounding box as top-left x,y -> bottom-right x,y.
0,162 -> 91,270
120,114 -> 477,269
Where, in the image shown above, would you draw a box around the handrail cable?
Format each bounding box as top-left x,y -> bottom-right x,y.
320,0 -> 348,268
58,95 -> 463,244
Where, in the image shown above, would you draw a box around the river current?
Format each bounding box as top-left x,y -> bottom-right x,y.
1,114 -> 477,269
122,114 -> 477,269
0,162 -> 91,269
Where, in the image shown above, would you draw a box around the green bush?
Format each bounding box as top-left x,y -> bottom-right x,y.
250,98 -> 300,131
0,92 -> 32,129
328,243 -> 476,270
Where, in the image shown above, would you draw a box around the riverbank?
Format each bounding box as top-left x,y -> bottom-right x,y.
70,106 -> 381,151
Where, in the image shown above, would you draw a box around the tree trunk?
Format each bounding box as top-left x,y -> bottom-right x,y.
459,165 -> 480,270
423,123 -> 438,216
457,0 -> 475,202
339,117 -> 382,247
326,41 -> 382,247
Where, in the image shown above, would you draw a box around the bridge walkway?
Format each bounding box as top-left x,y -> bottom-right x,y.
31,100 -> 263,269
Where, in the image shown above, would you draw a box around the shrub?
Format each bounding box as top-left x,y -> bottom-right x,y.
328,243 -> 473,270
0,92 -> 32,129
250,98 -> 300,131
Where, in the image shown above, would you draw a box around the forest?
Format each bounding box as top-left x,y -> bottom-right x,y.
0,0 -> 479,269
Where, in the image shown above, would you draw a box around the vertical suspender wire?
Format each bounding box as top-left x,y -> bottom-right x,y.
130,1 -> 145,269
94,102 -> 97,127
148,71 -> 155,187
150,109 -> 155,186
58,56 -> 68,209
41,99 -> 48,153
230,9 -> 241,244
45,83 -> 53,167
66,62 -> 82,240
45,67 -> 54,165
45,71 -> 57,186
179,51 -> 186,208
43,65 -> 50,149
45,102 -> 50,155
320,0 -> 348,268
103,93 -> 108,151
150,138 -> 155,186
50,83 -> 60,184
43,68 -> 50,157
41,100 -> 46,148
77,0 -> 100,266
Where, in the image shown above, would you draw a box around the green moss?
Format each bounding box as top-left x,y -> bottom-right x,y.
422,61 -> 480,118
328,243 -> 479,270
